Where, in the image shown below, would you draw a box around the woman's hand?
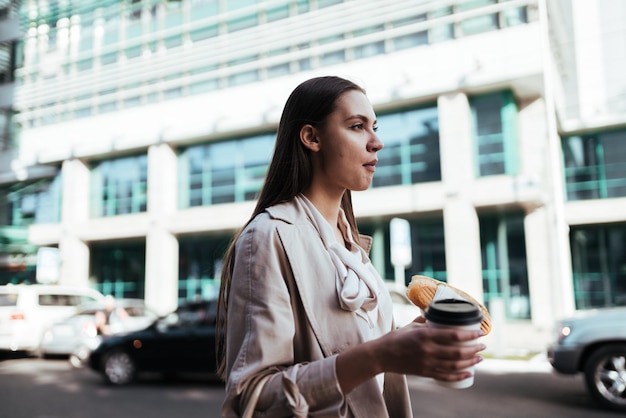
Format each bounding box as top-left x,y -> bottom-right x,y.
336,322 -> 485,393
376,323 -> 485,380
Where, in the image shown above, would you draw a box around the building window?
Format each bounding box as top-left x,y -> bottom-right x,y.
227,13 -> 258,33
360,218 -> 447,286
429,6 -> 454,43
0,109 -> 18,150
2,173 -> 62,227
393,32 -> 428,51
563,130 -> 626,201
458,0 -> 499,36
179,133 -> 274,208
373,105 -> 441,188
190,0 -> 219,21
102,12 -> 120,46
91,154 -> 148,217
479,212 -> 530,319
178,234 -> 230,303
101,52 -> 117,66
90,241 -> 145,299
190,25 -> 218,42
570,224 -> 626,309
354,40 -> 385,58
0,42 -> 16,84
471,91 -> 518,177
266,4 -> 290,22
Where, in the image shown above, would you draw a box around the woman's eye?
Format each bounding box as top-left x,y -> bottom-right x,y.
373,125 -> 378,132
351,123 -> 364,130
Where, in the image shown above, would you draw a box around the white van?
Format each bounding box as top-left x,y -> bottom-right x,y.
0,284 -> 105,352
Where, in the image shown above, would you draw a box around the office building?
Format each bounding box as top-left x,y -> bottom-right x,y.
5,0 -> 626,352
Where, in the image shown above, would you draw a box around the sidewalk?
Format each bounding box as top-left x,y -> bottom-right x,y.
477,352 -> 553,374
481,320 -> 554,360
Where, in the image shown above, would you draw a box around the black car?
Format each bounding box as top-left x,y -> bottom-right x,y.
88,298 -> 219,385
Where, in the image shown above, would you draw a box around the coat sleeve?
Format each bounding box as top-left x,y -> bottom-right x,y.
221,215 -> 347,418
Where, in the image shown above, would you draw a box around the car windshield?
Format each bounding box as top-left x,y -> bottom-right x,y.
160,300 -> 217,330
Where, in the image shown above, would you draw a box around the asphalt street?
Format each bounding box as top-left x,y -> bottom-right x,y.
0,352 -> 623,418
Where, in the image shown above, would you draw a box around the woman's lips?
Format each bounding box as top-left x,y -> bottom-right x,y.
364,160 -> 378,172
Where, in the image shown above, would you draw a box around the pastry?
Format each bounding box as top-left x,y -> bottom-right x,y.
407,275 -> 492,335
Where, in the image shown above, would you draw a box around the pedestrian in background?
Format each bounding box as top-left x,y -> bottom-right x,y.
217,76 -> 485,417
95,295 -> 127,336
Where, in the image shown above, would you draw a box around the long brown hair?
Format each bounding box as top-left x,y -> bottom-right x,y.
216,76 -> 365,378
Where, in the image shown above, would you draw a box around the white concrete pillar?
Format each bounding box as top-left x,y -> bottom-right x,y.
442,199 -> 483,302
517,96 -> 574,327
571,0 -> 606,119
145,228 -> 178,316
524,207 -> 559,329
144,143 -> 178,315
438,93 -> 484,301
58,235 -> 90,287
59,159 -> 90,286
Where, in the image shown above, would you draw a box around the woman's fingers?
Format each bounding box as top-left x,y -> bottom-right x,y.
433,342 -> 486,360
391,325 -> 486,376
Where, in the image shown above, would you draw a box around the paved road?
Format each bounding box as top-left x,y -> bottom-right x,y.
0,352 -> 622,418
409,356 -> 623,417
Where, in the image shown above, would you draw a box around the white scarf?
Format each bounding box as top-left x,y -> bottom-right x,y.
295,195 -> 381,328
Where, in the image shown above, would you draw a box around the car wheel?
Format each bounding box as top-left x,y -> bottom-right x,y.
583,344 -> 626,412
103,349 -> 136,385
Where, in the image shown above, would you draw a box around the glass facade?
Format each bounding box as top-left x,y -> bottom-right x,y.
471,91 -> 518,177
178,234 -> 231,303
179,133 -> 274,207
177,104 -> 444,207
0,173 -> 62,226
479,212 -> 530,319
0,224 -> 38,285
373,106 -> 441,188
360,218 -> 447,286
563,129 -> 626,201
90,154 -> 148,217
90,241 -> 146,299
17,0 -> 533,128
570,224 -> 626,308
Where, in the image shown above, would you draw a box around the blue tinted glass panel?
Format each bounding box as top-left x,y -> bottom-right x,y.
480,212 -> 530,319
373,106 -> 441,188
181,134 -> 274,207
570,225 -> 626,308
472,93 -> 508,176
92,155 -> 148,217
563,130 -> 626,200
191,0 -> 219,20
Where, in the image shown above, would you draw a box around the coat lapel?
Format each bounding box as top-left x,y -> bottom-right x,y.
277,223 -> 363,356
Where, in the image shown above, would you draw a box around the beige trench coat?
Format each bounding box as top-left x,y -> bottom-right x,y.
221,199 -> 412,418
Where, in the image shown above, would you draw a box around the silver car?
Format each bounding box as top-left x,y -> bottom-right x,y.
547,306 -> 626,412
39,298 -> 158,363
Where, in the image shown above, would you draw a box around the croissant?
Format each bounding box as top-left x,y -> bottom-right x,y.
407,275 -> 492,335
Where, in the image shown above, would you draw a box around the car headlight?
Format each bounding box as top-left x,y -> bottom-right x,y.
557,324 -> 572,342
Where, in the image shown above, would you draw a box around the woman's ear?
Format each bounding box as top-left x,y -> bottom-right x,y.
300,124 -> 321,152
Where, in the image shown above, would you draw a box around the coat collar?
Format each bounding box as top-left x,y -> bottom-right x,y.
266,199 -> 373,254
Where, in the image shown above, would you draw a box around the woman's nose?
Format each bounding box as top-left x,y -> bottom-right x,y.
368,133 -> 384,152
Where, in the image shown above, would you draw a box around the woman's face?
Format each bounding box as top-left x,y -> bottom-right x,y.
312,90 -> 383,193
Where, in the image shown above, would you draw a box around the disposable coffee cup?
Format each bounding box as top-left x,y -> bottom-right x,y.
424,298 -> 483,389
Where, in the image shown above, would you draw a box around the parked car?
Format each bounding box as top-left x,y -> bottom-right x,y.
0,284 -> 105,353
88,298 -> 218,385
38,298 -> 158,363
547,306 -> 626,412
385,282 -> 421,328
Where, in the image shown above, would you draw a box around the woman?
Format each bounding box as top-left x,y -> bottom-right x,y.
217,76 -> 485,417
